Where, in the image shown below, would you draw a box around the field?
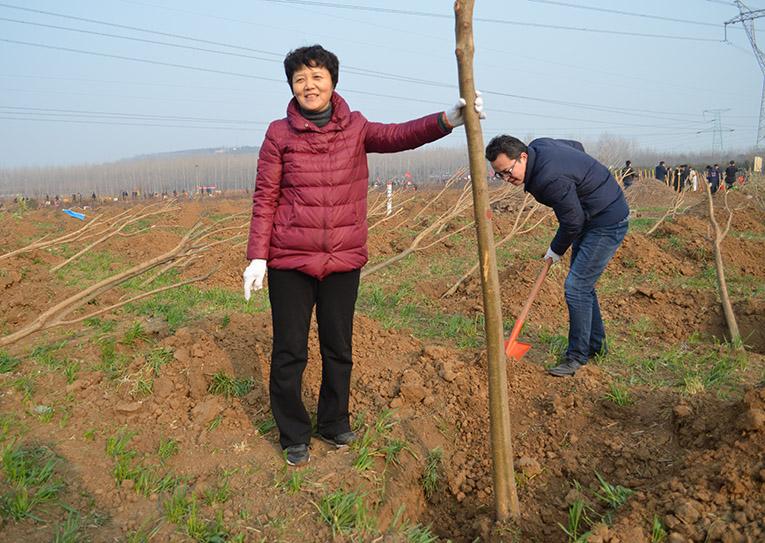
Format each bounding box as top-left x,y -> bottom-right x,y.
0,176 -> 763,543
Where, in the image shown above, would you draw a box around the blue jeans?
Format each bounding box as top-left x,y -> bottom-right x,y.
564,217 -> 629,364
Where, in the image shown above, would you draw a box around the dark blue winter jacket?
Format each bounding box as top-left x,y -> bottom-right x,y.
524,138 -> 629,256
655,164 -> 667,181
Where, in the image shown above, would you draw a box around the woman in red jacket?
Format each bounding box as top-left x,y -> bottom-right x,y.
243,44 -> 482,466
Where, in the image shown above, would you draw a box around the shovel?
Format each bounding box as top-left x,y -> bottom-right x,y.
504,257 -> 552,361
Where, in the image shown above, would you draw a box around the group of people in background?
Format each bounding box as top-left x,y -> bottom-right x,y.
653,160 -> 745,193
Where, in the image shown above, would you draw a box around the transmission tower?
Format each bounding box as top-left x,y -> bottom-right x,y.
725,1 -> 765,145
700,109 -> 733,152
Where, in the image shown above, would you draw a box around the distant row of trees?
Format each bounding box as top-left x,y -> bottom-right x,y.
1,136 -> 761,198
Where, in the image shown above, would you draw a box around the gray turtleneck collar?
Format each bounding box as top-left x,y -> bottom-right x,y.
299,103 -> 333,128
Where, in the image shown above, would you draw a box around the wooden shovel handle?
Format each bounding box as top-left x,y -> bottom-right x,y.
507,258 -> 552,345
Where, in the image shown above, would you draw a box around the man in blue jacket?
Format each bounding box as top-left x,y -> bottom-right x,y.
655,161 -> 668,183
486,135 -> 629,377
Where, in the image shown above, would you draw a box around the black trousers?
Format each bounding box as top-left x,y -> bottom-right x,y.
267,267 -> 360,448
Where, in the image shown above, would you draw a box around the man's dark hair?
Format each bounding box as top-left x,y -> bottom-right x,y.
659,161 -> 665,165
626,160 -> 632,166
485,135 -> 528,161
729,160 -> 735,165
284,45 -> 339,87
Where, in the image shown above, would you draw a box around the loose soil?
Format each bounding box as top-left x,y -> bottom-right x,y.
0,182 -> 763,542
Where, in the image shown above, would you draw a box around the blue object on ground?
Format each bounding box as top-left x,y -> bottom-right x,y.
62,209 -> 86,220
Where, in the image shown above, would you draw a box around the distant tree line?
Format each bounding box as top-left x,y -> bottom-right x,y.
1,137 -> 761,198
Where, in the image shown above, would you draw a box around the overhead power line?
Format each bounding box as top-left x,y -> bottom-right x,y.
0,2 -> 743,100
0,38 -> 713,124
261,0 -> 724,42
0,116 -> 259,131
0,105 -> 269,125
0,2 -> 283,57
0,6 -> 447,85
528,0 -> 723,28
0,38 -> 286,82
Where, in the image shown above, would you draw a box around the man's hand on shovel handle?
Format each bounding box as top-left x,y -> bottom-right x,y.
544,246 -> 561,264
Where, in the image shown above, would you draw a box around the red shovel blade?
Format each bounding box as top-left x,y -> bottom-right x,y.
505,339 -> 531,362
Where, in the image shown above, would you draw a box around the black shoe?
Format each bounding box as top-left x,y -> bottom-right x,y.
548,360 -> 582,377
319,431 -> 357,448
284,444 -> 310,466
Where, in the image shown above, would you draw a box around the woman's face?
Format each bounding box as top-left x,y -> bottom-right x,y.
291,64 -> 334,112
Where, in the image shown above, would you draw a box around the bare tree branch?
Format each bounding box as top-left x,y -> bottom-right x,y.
50,202 -> 180,272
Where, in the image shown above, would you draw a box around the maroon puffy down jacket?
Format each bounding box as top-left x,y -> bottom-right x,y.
246,92 -> 451,279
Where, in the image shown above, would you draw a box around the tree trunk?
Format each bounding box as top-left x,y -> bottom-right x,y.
704,184 -> 742,347
454,0 -> 520,521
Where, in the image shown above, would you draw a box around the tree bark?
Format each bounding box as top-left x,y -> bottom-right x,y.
704,184 -> 742,348
454,0 -> 520,521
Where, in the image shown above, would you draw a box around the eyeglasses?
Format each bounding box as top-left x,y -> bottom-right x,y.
493,160 -> 518,181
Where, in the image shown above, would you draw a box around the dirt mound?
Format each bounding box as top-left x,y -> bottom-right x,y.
602,386 -> 765,543
626,178 -> 692,210
614,232 -> 696,276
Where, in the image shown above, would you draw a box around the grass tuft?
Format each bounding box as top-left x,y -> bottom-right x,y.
604,382 -> 632,406
422,448 -> 443,498
316,490 -> 371,536
0,351 -> 21,373
594,472 -> 633,508
208,371 -> 254,398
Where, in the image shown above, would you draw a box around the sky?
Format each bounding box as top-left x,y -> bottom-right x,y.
0,0 -> 763,168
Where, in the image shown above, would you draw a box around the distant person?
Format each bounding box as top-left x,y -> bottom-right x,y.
655,161 -> 667,182
486,135 -> 628,378
621,160 -> 637,188
679,165 -> 690,192
688,168 -> 698,191
242,44 -> 483,466
725,161 -> 737,190
706,165 -> 720,194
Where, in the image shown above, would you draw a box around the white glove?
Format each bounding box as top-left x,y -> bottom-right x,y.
243,259 -> 267,300
445,91 -> 485,128
544,247 -> 561,264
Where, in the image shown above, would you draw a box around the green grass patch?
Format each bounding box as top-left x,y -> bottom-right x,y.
145,347 -> 173,376
29,340 -> 68,369
600,339 -> 746,394
422,448 -> 443,499
208,372 -> 254,398
52,511 -> 82,543
604,383 -> 632,406
97,336 -> 130,380
157,438 -> 179,463
126,280 -> 269,333
275,466 -> 312,494
358,283 -> 486,348
54,250 -> 125,287
316,490 -> 372,537
106,428 -> 181,498
0,441 -> 64,522
594,472 -> 633,508
120,321 -> 149,346
0,351 -> 21,373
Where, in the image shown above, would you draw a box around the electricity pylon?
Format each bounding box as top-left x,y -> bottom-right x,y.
726,1 -> 765,145
700,109 -> 733,152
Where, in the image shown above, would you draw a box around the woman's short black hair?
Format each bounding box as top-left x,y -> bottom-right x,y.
485,135 -> 528,162
284,45 -> 339,87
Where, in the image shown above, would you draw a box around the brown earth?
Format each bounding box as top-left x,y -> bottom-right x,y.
0,185 -> 763,542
